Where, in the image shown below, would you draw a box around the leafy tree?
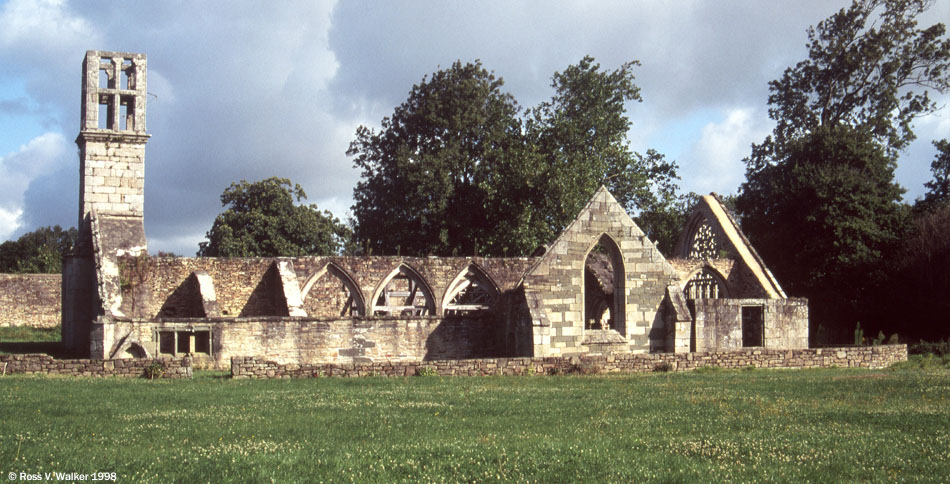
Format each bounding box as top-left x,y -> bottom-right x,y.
739,126 -> 906,330
349,60 -> 526,256
526,57 -> 683,255
885,204 -> 950,340
349,57 -> 684,256
737,0 -> 948,338
0,225 -> 76,274
198,177 -> 351,257
751,0 -> 950,168
916,139 -> 950,212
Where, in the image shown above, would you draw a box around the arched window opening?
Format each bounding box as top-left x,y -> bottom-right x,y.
124,343 -> 146,359
584,235 -> 624,332
687,219 -> 722,259
684,267 -> 727,301
444,266 -> 498,317
373,265 -> 434,316
302,264 -> 364,318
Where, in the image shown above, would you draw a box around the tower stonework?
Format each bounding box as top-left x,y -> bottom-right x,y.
64,51 -> 149,355
77,51 -> 149,228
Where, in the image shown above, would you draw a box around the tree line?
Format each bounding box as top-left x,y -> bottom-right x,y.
5,0 -> 948,343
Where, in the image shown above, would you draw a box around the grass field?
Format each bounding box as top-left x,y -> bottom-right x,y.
1,366 -> 948,483
0,325 -> 63,357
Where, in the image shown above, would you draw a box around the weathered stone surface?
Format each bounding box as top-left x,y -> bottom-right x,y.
0,274 -> 61,327
231,345 -> 907,378
0,354 -> 191,378
44,50 -> 818,367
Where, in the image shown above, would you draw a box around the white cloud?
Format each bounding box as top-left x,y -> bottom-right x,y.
0,206 -> 22,241
0,0 -> 96,49
0,131 -> 70,237
683,108 -> 771,195
0,132 -> 69,203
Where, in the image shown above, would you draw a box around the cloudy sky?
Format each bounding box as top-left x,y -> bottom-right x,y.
0,0 -> 947,255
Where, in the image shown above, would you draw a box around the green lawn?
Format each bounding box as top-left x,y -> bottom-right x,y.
0,325 -> 64,357
1,367 -> 948,483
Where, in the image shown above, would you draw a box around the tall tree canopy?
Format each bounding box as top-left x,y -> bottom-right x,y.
526,57 -> 681,253
917,139 -> 950,212
737,0 -> 949,340
349,60 -> 526,256
198,177 -> 351,257
0,226 -> 76,273
753,0 -> 950,167
349,57 -> 682,257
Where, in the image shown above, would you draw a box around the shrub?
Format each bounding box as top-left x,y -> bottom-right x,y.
415,366 -> 438,377
567,361 -> 602,375
890,354 -> 950,370
854,322 -> 865,346
909,340 -> 950,356
144,361 -> 165,380
872,331 -> 886,346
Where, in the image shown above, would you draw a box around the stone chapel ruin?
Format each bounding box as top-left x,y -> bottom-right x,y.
61,51 -> 809,370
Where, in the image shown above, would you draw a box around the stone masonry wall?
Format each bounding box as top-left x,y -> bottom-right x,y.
117,256 -> 534,320
523,187 -> 680,356
0,354 -> 191,378
231,344 -> 907,378
0,274 -> 61,327
102,312 -> 516,370
695,298 -> 809,351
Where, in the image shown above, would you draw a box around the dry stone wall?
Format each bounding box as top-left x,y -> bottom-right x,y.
0,354 -> 191,378
0,274 -> 61,327
232,344 -> 907,378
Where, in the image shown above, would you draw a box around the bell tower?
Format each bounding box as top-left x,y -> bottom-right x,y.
76,51 -> 149,244
64,51 -> 149,356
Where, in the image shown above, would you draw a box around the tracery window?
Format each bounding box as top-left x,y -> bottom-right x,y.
688,221 -> 721,259
301,264 -> 364,318
684,267 -> 727,301
373,266 -> 434,316
444,266 -> 497,316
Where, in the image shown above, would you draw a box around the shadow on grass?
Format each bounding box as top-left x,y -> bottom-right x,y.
193,370 -> 232,380
0,341 -> 73,358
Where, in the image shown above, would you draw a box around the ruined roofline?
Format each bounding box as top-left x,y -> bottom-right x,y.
704,193 -> 786,298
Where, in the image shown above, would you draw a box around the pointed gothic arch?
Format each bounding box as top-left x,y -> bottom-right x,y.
371,263 -> 435,316
300,262 -> 365,317
679,211 -> 724,260
683,265 -> 730,302
583,233 -> 625,333
442,263 -> 500,316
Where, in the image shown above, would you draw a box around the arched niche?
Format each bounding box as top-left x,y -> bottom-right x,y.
583,233 -> 625,333
683,265 -> 729,305
300,263 -> 365,318
442,264 -> 500,317
372,264 -> 435,317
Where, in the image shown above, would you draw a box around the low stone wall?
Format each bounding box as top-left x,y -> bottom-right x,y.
0,274 -> 62,327
0,354 -> 192,378
231,344 -> 908,378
